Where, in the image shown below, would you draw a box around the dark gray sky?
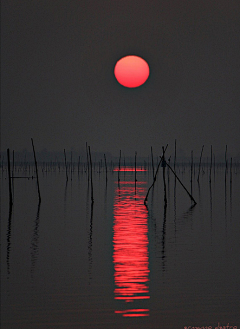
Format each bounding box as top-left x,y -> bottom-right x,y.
1,0 -> 240,157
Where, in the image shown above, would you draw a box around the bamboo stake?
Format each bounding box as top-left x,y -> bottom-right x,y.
31,138 -> 41,203
71,151 -> 73,181
135,152 -> 137,182
104,153 -> 107,183
86,142 -> 89,177
230,157 -> 232,186
7,149 -> 13,206
191,150 -> 193,195
88,146 -> 94,203
144,144 -> 168,205
225,145 -> 228,171
162,146 -> 167,205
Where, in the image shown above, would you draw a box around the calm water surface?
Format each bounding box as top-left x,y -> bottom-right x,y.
1,166 -> 240,329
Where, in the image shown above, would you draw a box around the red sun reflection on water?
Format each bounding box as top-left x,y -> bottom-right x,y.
113,179 -> 150,317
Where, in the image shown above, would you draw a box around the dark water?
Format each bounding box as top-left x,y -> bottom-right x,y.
1,166 -> 240,329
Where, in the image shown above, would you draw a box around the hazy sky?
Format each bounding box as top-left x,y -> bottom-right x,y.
1,0 -> 240,157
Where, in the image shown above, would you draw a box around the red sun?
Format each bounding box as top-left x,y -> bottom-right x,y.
114,55 -> 150,88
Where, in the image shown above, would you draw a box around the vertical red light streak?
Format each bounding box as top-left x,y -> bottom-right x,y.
113,178 -> 150,317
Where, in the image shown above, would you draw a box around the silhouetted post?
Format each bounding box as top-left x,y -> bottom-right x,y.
230,157 -> 232,186
197,145 -> 204,183
31,138 -> 41,203
12,150 -> 15,196
191,150 -> 193,195
162,146 -> 167,205
104,154 -> 108,183
64,149 -> 68,181
7,149 -> 13,206
144,144 -> 168,205
86,142 -> 89,178
151,146 -> 154,180
71,151 -> 73,181
135,152 -> 137,182
88,146 -> 94,203
225,145 -> 228,171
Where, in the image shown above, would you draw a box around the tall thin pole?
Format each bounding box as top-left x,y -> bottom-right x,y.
71,151 -> 73,181
104,153 -> 108,183
86,142 -> 89,178
230,157 -> 232,191
162,146 -> 167,205
191,150 -> 193,195
135,152 -> 137,182
225,145 -> 228,171
88,146 -> 94,203
7,149 -> 13,206
31,138 -> 41,203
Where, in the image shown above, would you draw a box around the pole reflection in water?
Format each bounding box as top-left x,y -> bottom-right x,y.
113,176 -> 150,317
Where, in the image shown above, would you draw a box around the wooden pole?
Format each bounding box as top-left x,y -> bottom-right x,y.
162,146 -> 167,205
225,145 -> 228,171
104,153 -> 107,183
88,146 -> 94,203
86,142 -> 89,178
7,149 -> 13,206
230,157 -> 232,186
135,152 -> 137,181
71,151 -> 73,181
191,150 -> 193,195
144,144 -> 168,205
174,139 -> 177,171
31,138 -> 41,203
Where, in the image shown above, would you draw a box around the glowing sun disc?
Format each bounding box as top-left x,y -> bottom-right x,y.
114,55 -> 150,88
